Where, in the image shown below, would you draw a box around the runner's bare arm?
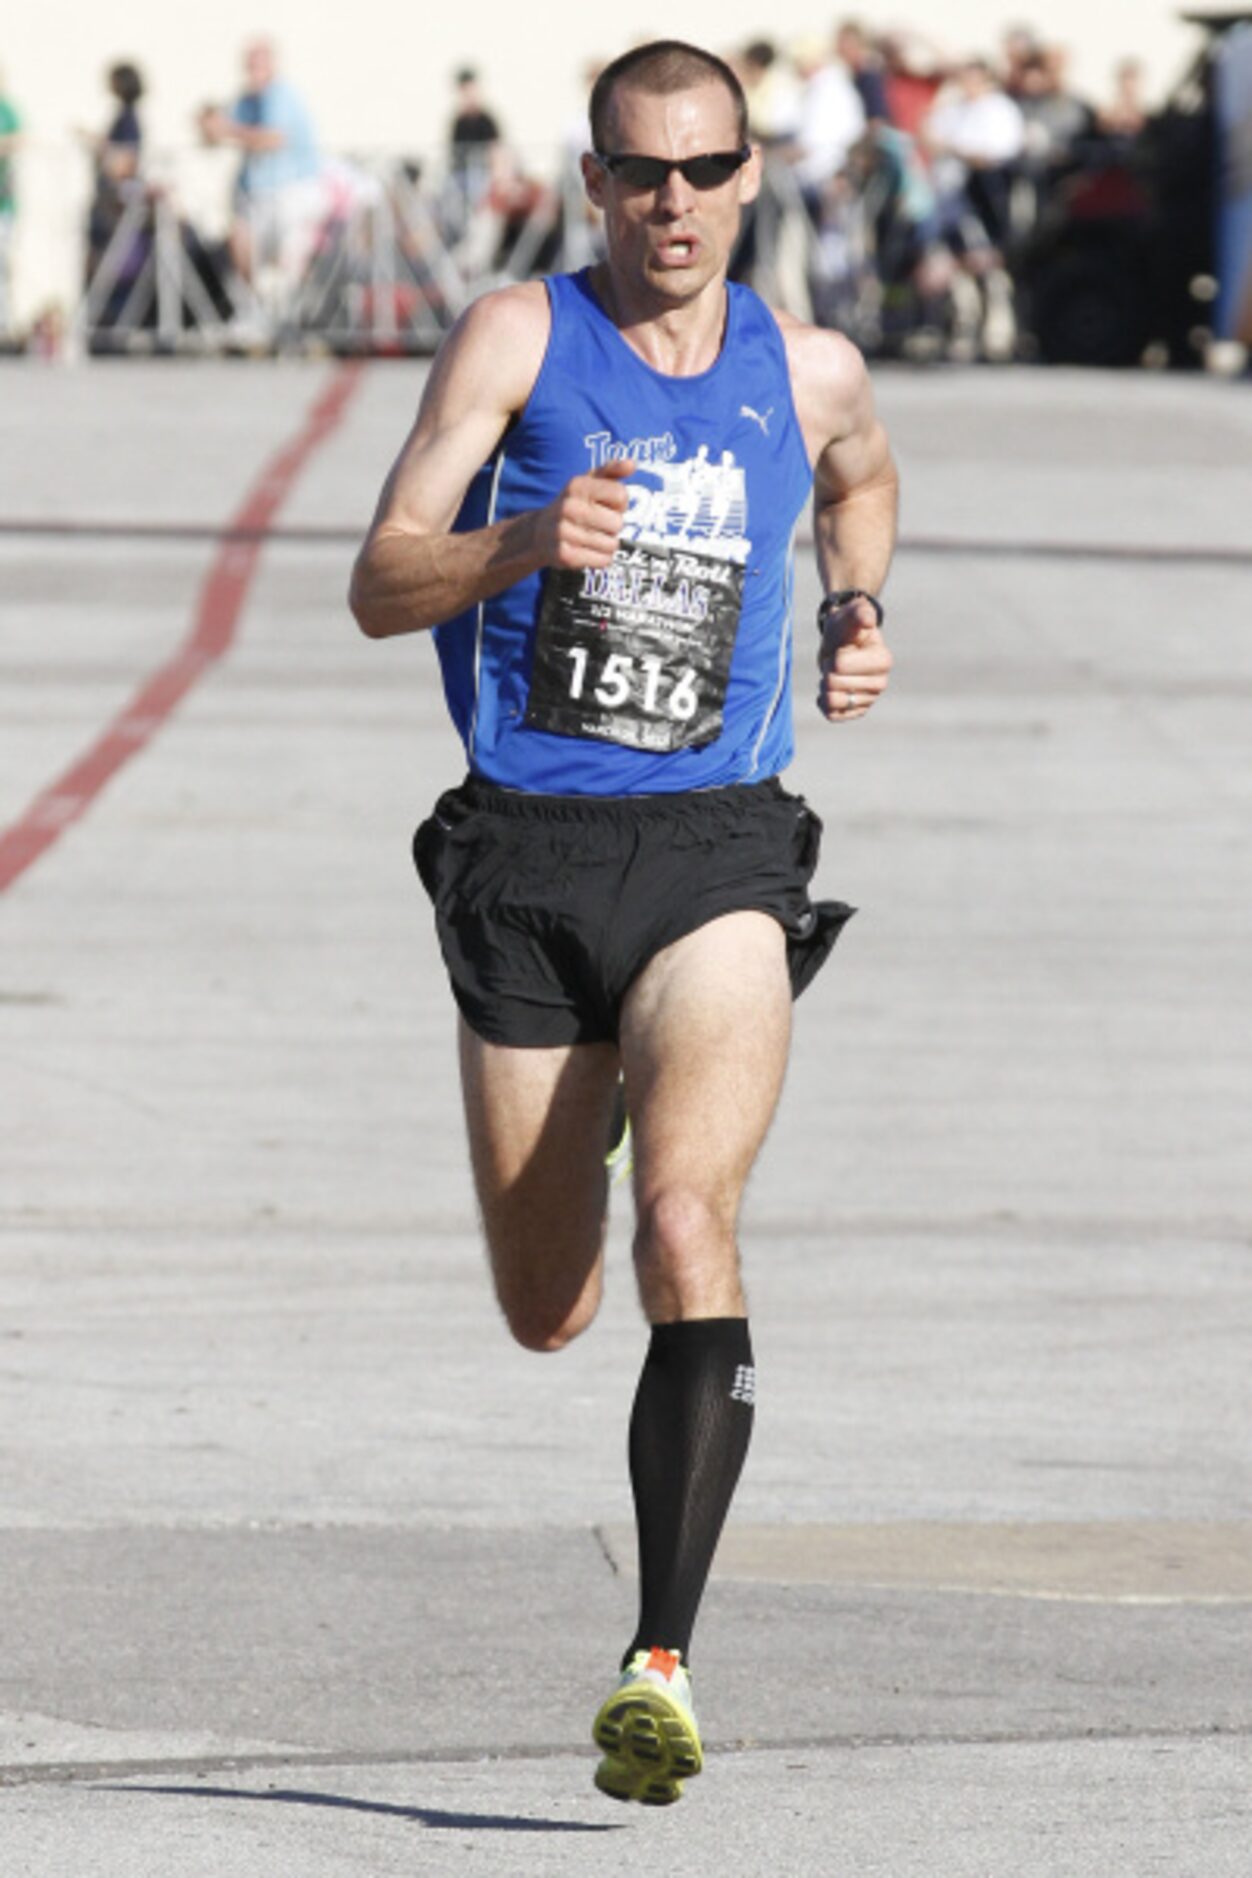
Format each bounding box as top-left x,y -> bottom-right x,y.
349,285 -> 634,639
781,318 -> 899,721
782,320 -> 898,597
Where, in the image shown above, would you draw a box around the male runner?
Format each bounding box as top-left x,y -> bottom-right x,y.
350,39 -> 897,1806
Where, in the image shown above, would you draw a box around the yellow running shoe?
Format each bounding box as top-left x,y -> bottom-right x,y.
592,1646 -> 703,1806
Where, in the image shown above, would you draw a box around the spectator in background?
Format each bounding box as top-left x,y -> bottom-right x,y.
81,63 -> 146,283
924,58 -> 1025,247
835,21 -> 890,125
731,41 -> 803,297
449,67 -> 502,225
199,39 -> 323,298
1001,24 -> 1043,101
0,66 -> 22,341
789,31 -> 865,206
450,66 -> 501,154
923,60 -> 1025,358
1016,46 -> 1093,169
1099,58 -> 1149,140
738,40 -> 801,147
845,112 -> 943,329
879,31 -> 946,138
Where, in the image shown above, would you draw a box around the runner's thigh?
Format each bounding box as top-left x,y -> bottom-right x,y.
619,910 -> 792,1217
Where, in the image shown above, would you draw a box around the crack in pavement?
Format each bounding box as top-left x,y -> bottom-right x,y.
4,1721 -> 1251,1789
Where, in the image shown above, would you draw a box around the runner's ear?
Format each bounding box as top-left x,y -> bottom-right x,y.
582,151 -> 607,210
736,145 -> 763,210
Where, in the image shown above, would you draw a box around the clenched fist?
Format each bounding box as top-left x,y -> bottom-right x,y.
534,458 -> 636,570
817,594 -> 893,722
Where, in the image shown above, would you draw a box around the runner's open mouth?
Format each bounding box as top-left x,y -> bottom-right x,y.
655,237 -> 699,265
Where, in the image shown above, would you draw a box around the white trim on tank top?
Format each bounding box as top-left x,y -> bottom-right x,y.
467,448 -> 509,764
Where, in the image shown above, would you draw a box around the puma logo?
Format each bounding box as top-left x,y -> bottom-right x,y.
739,404 -> 773,436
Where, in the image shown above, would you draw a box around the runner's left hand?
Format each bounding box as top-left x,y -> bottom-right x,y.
817,597 -> 893,722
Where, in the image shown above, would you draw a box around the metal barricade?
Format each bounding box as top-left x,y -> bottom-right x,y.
72,147 -> 589,356
76,181 -> 241,354
66,143 -> 931,360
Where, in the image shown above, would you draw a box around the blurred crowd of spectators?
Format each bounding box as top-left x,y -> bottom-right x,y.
0,24 -> 1162,359
724,22 -> 1154,358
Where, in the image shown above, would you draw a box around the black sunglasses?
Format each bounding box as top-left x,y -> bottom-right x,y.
593,147 -> 751,191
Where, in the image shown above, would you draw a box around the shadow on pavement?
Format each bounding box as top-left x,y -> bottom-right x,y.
99,1780 -> 623,1832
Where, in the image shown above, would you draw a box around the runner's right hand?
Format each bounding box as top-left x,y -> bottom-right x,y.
533,459 -> 635,570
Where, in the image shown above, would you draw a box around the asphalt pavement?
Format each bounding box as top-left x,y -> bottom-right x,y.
1,356 -> 1250,1876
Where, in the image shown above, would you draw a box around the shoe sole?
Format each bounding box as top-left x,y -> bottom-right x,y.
592,1684 -> 703,1806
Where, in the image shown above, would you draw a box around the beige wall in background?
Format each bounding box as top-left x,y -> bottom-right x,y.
2,0 -> 1213,324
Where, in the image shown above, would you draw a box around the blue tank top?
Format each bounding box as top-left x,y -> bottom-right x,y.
433,269 -> 813,795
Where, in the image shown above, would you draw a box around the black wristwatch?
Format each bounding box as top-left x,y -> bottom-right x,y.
818,588 -> 885,631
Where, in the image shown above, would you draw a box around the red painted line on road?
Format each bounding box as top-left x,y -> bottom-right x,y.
0,364 -> 365,894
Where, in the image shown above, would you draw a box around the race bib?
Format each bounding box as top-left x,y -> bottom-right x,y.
525,543 -> 746,753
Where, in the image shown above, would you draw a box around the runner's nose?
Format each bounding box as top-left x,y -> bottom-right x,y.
655,165 -> 697,214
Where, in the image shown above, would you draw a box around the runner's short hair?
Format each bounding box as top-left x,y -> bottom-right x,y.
590,41 -> 749,151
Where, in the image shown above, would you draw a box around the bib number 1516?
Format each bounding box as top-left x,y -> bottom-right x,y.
564,647 -> 700,723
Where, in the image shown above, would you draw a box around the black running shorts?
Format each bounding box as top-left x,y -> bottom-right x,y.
413,775 -> 854,1047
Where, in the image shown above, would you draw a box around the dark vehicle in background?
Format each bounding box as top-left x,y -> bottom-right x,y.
1018,10 -> 1248,365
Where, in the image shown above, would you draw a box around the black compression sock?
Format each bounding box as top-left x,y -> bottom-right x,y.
624,1316 -> 755,1667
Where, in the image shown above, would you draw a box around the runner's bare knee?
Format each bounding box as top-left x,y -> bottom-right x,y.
633,1186 -> 742,1320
